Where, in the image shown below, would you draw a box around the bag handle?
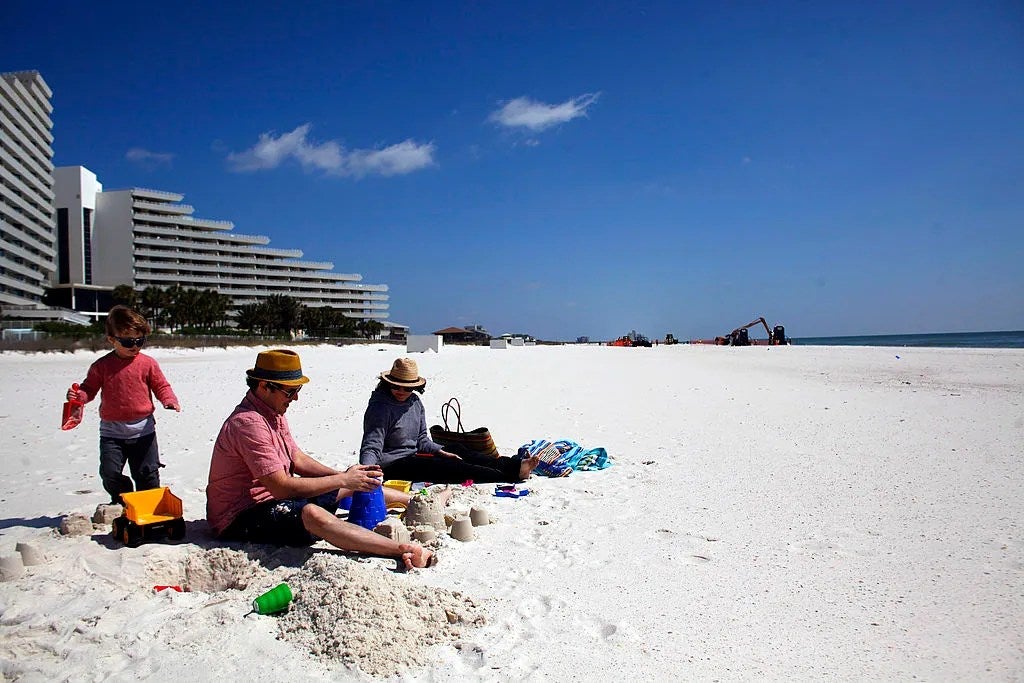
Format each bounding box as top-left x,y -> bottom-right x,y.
440,398 -> 465,433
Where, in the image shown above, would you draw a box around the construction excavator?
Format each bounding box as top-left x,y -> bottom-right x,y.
693,317 -> 790,346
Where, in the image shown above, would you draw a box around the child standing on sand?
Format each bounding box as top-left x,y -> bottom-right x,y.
66,306 -> 180,503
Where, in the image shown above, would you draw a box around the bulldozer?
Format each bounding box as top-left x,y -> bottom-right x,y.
694,317 -> 790,346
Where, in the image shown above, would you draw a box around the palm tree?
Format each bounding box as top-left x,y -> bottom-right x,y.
234,303 -> 268,334
139,286 -> 169,329
300,306 -> 328,338
212,291 -> 233,328
162,285 -> 185,331
111,284 -> 138,309
358,319 -> 384,340
265,294 -> 303,337
168,287 -> 202,330
193,289 -> 231,330
335,312 -> 357,337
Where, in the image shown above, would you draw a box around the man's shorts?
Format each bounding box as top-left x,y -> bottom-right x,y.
221,491 -> 340,547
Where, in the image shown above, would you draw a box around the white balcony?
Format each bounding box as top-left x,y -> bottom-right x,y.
0,93 -> 54,159
133,248 -> 321,269
249,246 -> 303,258
0,173 -> 53,228
0,201 -> 57,250
131,187 -> 183,202
0,271 -> 46,297
133,199 -> 193,215
0,116 -> 53,194
0,75 -> 53,142
274,260 -> 334,270
133,224 -> 269,245
133,239 -> 276,259
186,217 -> 234,230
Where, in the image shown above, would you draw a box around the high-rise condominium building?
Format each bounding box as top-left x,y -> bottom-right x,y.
0,70 -> 58,319
54,166 -> 391,322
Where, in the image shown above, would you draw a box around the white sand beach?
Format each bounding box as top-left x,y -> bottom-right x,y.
0,343 -> 1021,680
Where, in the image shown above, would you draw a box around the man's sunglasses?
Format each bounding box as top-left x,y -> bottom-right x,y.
114,336 -> 147,348
267,382 -> 302,399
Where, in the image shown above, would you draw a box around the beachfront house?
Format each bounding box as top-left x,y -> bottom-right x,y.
433,325 -> 492,345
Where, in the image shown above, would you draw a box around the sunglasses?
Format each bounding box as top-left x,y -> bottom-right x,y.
390,385 -> 416,392
267,382 -> 302,399
114,336 -> 147,348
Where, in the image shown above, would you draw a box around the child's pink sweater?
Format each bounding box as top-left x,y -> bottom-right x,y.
77,352 -> 178,422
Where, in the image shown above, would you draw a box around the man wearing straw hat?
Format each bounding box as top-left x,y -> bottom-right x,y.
206,349 -> 435,569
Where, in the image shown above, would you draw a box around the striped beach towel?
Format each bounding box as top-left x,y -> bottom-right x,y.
518,438 -> 612,477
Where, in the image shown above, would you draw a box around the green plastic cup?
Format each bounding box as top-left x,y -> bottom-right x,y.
252,582 -> 293,615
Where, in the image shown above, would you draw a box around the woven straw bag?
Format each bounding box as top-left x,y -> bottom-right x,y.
429,398 -> 499,457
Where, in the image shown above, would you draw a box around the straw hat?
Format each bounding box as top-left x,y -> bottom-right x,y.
246,349 -> 310,387
379,358 -> 426,388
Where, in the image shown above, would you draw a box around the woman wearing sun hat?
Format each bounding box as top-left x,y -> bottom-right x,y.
358,358 -> 540,483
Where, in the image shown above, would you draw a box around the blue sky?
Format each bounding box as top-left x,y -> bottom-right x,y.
4,1 -> 1022,340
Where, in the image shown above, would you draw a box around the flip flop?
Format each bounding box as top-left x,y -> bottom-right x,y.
494,486 -> 529,498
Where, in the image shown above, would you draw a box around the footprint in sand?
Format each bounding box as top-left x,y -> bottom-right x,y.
512,595 -> 569,637
788,530 -> 875,558
584,617 -> 642,645
987,536 -> 1024,571
788,537 -> 852,558
650,528 -> 715,563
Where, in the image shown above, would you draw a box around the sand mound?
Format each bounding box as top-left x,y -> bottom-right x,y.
184,548 -> 265,592
278,554 -> 486,677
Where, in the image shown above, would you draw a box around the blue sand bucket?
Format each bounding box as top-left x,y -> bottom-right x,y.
348,486 -> 386,529
339,495 -> 352,510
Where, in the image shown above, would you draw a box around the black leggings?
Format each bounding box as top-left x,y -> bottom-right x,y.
382,444 -> 524,484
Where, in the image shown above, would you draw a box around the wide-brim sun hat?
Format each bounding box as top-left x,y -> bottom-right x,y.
379,357 -> 426,388
246,349 -> 310,387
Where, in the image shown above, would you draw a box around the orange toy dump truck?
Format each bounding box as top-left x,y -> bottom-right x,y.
112,487 -> 186,547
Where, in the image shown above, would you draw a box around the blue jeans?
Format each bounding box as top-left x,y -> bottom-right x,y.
99,432 -> 161,503
220,491 -> 341,547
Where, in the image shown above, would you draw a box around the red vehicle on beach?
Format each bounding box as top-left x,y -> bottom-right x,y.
607,333 -> 652,347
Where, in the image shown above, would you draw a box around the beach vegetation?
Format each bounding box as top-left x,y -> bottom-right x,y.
2,285 -> 395,352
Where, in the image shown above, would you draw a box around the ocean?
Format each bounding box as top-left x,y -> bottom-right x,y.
793,330 -> 1024,349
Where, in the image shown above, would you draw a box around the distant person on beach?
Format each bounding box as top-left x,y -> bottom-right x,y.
66,305 -> 180,504
358,358 -> 541,484
206,349 -> 435,569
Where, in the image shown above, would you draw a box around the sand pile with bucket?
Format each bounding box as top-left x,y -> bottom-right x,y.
172,548 -> 486,678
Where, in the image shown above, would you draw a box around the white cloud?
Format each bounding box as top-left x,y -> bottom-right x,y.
489,93 -> 600,132
346,139 -> 437,177
227,124 -> 435,177
125,147 -> 174,166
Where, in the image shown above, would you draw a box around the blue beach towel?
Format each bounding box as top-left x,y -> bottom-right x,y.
519,438 -> 612,477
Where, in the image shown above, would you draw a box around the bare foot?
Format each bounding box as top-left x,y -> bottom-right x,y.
519,454 -> 541,480
399,543 -> 437,569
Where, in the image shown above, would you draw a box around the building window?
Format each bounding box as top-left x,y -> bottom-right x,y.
83,208 -> 93,285
57,207 -> 69,284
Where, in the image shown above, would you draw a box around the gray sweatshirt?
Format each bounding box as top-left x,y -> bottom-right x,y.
358,386 -> 443,467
